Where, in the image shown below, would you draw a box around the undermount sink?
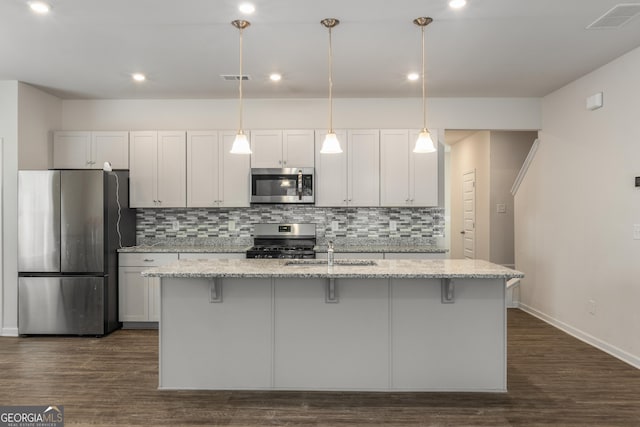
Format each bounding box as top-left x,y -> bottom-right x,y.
284,260 -> 378,267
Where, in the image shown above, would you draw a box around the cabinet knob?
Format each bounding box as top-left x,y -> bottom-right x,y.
278,160 -> 282,165
283,160 -> 287,165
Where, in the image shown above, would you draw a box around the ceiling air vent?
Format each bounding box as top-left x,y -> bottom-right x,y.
220,75 -> 251,81
586,3 -> 640,29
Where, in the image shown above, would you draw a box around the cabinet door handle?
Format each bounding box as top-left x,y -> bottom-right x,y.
143,258 -> 155,262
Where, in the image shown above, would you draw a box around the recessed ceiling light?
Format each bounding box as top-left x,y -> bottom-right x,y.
238,3 -> 255,14
132,73 -> 146,82
29,1 -> 51,14
449,0 -> 467,9
407,73 -> 420,81
269,73 -> 282,82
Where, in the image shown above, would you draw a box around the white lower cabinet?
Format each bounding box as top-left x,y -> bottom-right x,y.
273,278 -> 389,389
390,278 -> 505,390
118,253 -> 178,325
160,278 -> 273,389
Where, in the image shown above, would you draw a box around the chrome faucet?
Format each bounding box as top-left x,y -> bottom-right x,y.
327,240 -> 335,266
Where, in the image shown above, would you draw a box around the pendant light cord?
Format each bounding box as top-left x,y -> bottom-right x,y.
421,24 -> 426,131
238,25 -> 244,133
328,26 -> 334,133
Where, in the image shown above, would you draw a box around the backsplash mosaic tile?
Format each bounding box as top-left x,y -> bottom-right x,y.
136,206 -> 445,243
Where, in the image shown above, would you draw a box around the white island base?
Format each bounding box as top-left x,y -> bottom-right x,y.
158,274 -> 508,392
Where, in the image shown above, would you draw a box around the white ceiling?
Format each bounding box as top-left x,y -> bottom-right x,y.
1,0 -> 639,100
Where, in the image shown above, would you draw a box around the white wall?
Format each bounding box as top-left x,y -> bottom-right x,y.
489,131 -> 536,266
60,97 -> 541,131
0,81 -> 19,336
450,131 -> 490,260
515,46 -> 640,368
18,83 -> 62,170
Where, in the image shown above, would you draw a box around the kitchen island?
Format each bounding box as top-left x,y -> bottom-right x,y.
143,258 -> 522,392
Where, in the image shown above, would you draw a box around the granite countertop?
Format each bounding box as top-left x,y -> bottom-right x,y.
119,238 -> 448,254
118,244 -> 251,253
142,258 -> 523,280
314,244 -> 447,253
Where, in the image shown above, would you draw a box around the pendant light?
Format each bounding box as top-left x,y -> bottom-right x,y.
320,18 -> 342,154
230,19 -> 252,154
413,17 -> 436,154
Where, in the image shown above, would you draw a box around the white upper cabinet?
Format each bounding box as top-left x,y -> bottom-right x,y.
186,131 -> 250,208
53,131 -> 129,169
348,129 -> 380,206
315,130 -> 348,206
315,129 -> 379,207
129,131 -> 186,208
220,131 -> 251,207
283,130 -> 315,167
251,129 -> 314,168
187,131 -> 220,208
380,129 -> 438,207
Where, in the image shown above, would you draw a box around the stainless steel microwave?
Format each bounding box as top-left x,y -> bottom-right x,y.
250,168 -> 314,204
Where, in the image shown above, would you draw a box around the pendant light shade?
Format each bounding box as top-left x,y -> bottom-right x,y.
230,19 -> 252,155
320,18 -> 342,154
413,17 -> 436,154
230,131 -> 251,154
414,130 -> 435,153
321,132 -> 342,154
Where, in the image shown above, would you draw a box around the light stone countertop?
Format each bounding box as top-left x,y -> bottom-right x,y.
118,244 -> 250,253
314,245 -> 447,253
142,258 -> 523,280
118,243 -> 447,254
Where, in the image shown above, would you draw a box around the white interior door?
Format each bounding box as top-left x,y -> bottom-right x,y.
462,170 -> 476,259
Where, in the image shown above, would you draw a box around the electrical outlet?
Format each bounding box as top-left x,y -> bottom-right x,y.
331,221 -> 339,231
171,220 -> 179,231
389,220 -> 397,231
228,220 -> 235,231
588,299 -> 596,315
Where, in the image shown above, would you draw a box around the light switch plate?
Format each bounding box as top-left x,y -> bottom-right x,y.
634,224 -> 640,240
497,204 -> 507,214
228,220 -> 235,231
331,221 -> 339,231
389,220 -> 397,231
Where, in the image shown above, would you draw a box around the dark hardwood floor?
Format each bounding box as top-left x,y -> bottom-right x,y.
1,309 -> 639,426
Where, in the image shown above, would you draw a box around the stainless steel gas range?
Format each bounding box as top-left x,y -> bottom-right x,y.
246,223 -> 316,259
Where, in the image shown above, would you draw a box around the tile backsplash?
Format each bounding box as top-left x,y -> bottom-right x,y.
136,206 -> 445,243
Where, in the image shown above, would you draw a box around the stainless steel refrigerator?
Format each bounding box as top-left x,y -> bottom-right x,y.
18,170 -> 135,335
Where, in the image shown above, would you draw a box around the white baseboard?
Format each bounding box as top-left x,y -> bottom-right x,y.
518,303 -> 640,370
1,327 -> 19,337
